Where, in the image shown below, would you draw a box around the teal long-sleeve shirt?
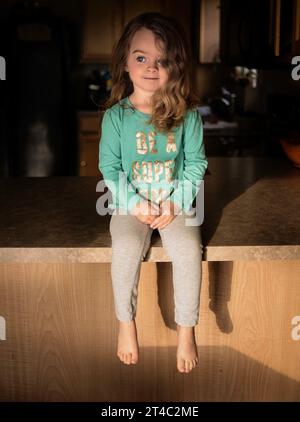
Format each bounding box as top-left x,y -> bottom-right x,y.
98,96 -> 208,213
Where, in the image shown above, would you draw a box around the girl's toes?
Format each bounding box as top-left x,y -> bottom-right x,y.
177,358 -> 185,372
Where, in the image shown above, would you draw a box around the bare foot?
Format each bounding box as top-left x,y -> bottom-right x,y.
176,325 -> 198,373
117,319 -> 139,365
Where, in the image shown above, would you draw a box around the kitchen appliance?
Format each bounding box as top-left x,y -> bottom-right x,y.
6,1 -> 75,176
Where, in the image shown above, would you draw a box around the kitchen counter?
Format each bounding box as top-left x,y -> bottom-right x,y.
1,157 -> 300,402
0,157 -> 299,262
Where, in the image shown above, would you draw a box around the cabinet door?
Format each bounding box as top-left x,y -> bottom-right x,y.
163,0 -> 192,45
82,0 -> 193,62
268,0 -> 300,62
196,0 -> 220,63
79,138 -> 100,177
220,0 -> 275,67
123,0 -> 162,26
81,0 -> 123,62
279,0 -> 294,59
293,0 -> 300,55
78,113 -> 101,177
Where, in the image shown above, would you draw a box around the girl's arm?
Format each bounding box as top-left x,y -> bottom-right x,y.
168,109 -> 208,213
98,109 -> 145,213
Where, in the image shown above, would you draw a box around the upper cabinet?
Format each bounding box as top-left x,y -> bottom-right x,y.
272,0 -> 300,61
81,0 -> 123,62
220,0 -> 300,68
294,0 -> 300,55
122,0 -> 162,25
220,0 -> 274,68
197,0 -> 221,64
81,0 -> 192,63
81,0 -> 300,66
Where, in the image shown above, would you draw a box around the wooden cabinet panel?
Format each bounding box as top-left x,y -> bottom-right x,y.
81,0 -> 123,62
220,0 -> 300,67
163,0 -> 192,47
123,0 -> 162,26
267,0 -> 300,63
78,115 -> 101,136
79,138 -> 100,177
81,0 -> 193,62
292,0 -> 300,55
78,113 -> 102,177
197,0 -> 220,63
220,0 -> 274,67
1,261 -> 300,401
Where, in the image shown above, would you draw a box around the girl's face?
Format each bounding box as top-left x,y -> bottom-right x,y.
125,27 -> 169,96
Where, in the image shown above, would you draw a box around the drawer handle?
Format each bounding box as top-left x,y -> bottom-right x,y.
80,160 -> 87,167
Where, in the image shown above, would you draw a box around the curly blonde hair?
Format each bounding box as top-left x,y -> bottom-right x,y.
100,12 -> 201,134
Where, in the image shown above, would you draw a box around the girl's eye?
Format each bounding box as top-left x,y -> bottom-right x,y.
136,56 -> 146,63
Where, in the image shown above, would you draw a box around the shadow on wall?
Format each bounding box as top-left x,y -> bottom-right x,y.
157,261 -> 234,335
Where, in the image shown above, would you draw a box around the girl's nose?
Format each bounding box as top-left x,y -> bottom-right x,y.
147,60 -> 159,71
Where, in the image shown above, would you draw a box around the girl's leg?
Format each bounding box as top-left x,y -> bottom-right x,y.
109,208 -> 153,365
158,211 -> 203,373
109,208 -> 152,322
158,212 -> 203,327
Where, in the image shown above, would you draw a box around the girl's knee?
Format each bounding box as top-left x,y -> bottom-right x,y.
165,239 -> 203,260
112,231 -> 149,255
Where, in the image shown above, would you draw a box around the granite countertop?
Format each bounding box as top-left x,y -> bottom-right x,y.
0,157 -> 299,262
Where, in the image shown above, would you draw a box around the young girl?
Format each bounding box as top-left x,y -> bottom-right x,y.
99,12 -> 208,374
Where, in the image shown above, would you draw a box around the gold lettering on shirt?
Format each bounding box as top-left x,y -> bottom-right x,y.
153,160 -> 164,181
132,159 -> 175,183
142,161 -> 154,183
166,132 -> 177,153
165,159 -> 175,182
136,131 -> 147,154
136,131 -> 157,154
148,131 -> 158,154
136,130 -> 176,155
132,161 -> 141,181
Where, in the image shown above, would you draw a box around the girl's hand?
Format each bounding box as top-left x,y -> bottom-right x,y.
131,200 -> 160,225
150,200 -> 178,230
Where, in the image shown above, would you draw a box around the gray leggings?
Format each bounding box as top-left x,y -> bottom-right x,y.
109,209 -> 203,327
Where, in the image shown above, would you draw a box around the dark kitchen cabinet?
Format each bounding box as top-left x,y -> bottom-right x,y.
220,0 -> 300,68
276,0 -> 300,61
81,0 -> 123,62
294,0 -> 300,55
220,0 -> 275,68
191,0 -> 221,64
81,0 -> 192,63
78,112 -> 102,176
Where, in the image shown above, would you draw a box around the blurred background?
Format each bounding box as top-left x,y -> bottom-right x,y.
0,0 -> 300,177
